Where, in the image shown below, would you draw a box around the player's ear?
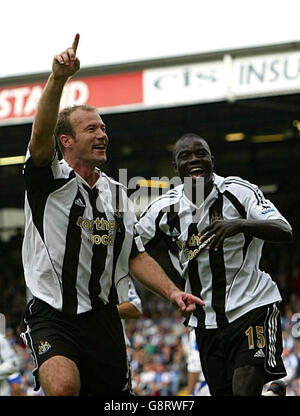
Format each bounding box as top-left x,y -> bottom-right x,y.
172,160 -> 178,173
60,134 -> 73,150
211,155 -> 215,169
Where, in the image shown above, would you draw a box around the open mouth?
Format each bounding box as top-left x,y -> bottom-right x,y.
93,144 -> 106,152
189,167 -> 204,178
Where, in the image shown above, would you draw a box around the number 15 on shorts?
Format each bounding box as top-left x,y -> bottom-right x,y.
245,326 -> 265,349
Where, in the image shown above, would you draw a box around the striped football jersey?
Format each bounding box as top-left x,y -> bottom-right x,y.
136,173 -> 291,329
22,150 -> 144,315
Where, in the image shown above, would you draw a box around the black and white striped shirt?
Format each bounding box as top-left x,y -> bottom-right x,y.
22,151 -> 144,315
136,173 -> 291,329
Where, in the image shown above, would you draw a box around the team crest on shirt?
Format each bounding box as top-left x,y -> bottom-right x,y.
170,227 -> 180,239
210,211 -> 223,223
114,209 -> 123,219
38,340 -> 52,355
114,208 -> 124,233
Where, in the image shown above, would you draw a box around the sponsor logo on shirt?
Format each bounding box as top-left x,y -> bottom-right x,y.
175,233 -> 212,261
76,216 -> 116,246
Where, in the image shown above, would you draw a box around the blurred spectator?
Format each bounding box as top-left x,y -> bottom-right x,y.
0,332 -> 22,396
282,347 -> 299,384
181,329 -> 210,396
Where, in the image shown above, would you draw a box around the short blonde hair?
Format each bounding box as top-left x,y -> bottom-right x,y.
54,104 -> 98,154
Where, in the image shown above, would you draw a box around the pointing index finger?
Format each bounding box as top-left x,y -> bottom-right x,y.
72,33 -> 80,54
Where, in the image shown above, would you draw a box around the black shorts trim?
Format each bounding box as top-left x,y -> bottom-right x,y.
263,303 -> 286,380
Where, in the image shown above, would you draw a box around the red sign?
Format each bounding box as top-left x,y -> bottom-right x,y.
82,72 -> 143,108
0,71 -> 143,124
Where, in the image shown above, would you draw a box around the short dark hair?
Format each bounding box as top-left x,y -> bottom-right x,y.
172,133 -> 209,161
54,104 -> 98,154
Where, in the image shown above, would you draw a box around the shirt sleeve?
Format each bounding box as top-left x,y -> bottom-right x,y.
135,205 -> 164,250
116,276 -> 143,314
234,181 -> 292,228
23,148 -> 61,192
129,233 -> 145,259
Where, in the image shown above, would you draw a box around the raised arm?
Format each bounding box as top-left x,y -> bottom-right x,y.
29,33 -> 80,166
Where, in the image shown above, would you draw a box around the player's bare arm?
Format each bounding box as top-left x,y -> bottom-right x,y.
117,302 -> 141,319
30,34 -> 80,166
129,251 -> 205,314
199,218 -> 293,252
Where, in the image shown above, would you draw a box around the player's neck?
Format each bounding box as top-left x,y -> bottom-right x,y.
79,168 -> 100,188
68,159 -> 100,187
184,182 -> 214,205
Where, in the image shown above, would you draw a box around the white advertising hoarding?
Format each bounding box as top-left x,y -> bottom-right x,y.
143,50 -> 300,106
232,51 -> 300,98
143,59 -> 228,107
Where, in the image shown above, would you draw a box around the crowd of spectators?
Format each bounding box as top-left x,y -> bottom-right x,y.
0,229 -> 300,396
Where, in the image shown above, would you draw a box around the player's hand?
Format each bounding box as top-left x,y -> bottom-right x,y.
52,33 -> 80,80
169,290 -> 205,317
199,219 -> 246,251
